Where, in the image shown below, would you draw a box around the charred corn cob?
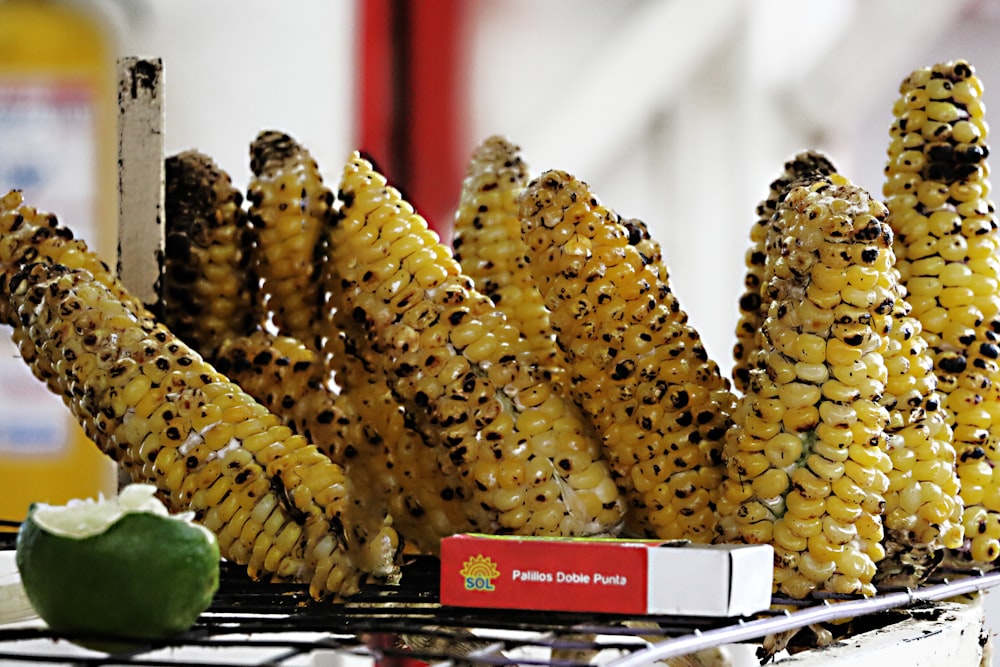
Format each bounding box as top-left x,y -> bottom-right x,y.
0,190 -> 152,420
5,260 -> 399,600
316,183 -> 485,553
338,374 -> 489,554
212,328 -> 476,553
733,151 -> 839,394
876,277 -> 964,586
453,135 -> 562,386
518,169 -> 736,541
313,168 -> 488,551
212,330 -> 355,464
247,130 -> 332,351
883,59 -> 1000,564
163,150 -> 263,354
325,152 -> 625,537
717,174 -> 896,598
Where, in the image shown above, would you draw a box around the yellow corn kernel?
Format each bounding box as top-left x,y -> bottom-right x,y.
784,513 -> 823,539
826,494 -> 863,523
782,405 -> 820,433
786,491 -> 826,518
773,520 -> 808,552
764,432 -> 803,468
752,468 -> 790,499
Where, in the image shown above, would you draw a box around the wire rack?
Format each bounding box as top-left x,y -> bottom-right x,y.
2,530 -> 1000,667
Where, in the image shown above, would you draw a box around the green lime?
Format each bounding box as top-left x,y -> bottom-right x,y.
15,484 -> 220,653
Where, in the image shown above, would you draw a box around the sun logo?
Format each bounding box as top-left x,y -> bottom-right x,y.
460,554 -> 500,592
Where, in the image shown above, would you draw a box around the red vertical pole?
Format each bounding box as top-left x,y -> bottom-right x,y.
355,3 -> 467,664
356,0 -> 467,245
357,0 -> 392,175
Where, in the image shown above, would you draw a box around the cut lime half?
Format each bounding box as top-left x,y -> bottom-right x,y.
15,484 -> 220,653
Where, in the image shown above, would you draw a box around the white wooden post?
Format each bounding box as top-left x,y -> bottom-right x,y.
116,56 -> 165,311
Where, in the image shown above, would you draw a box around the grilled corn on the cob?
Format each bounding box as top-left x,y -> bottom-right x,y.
325,151 -> 626,537
165,148 -> 443,551
453,135 -> 562,386
337,373 -> 488,554
247,130 -> 332,352
518,169 -> 736,541
876,277 -> 964,586
212,328 -> 475,553
0,190 -> 152,420
883,59 -> 1000,564
4,257 -> 398,599
733,151 -> 839,394
308,153 -> 488,552
212,330 -> 355,465
164,150 -> 263,354
717,174 -> 895,598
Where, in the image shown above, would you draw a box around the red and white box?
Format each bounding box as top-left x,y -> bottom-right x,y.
439,534 -> 774,617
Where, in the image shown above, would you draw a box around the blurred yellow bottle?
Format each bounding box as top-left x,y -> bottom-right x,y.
0,0 -> 118,525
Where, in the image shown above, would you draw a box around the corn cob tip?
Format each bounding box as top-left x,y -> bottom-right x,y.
249,130 -> 307,176
245,130 -> 333,352
464,135 -> 524,172
1,188 -> 24,215
518,169 -> 582,232
163,149 -> 264,354
165,151 -> 245,217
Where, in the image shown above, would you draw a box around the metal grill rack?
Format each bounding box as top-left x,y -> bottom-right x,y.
2,531 -> 1000,666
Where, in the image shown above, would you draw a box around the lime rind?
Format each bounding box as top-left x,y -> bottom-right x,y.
28,483 -> 203,539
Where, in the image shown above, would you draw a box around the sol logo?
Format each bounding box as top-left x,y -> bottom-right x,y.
460,554 -> 500,592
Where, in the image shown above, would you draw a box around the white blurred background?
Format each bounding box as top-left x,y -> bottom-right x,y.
16,0 -> 1000,659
